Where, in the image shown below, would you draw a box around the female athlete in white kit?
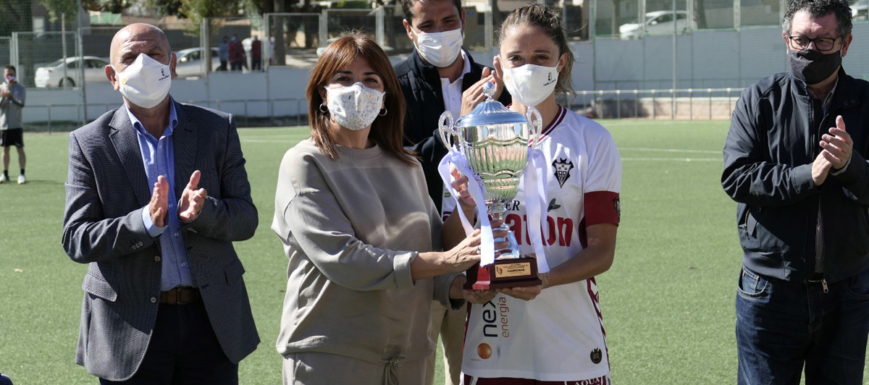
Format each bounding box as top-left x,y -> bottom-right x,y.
460,4 -> 622,384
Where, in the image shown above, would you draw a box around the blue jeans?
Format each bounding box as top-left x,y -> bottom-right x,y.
736,265 -> 869,385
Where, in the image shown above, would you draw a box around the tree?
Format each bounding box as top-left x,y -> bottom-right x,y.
0,0 -> 33,36
154,0 -> 187,17
182,0 -> 240,22
38,0 -> 79,25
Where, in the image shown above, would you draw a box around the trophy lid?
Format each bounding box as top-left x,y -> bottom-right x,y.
455,82 -> 527,127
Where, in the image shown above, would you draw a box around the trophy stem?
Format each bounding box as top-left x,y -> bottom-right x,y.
486,199 -> 520,259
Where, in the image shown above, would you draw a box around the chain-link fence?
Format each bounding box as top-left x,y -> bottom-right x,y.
590,0 -> 869,91
3,0 -> 868,127
0,37 -> 10,70
567,88 -> 742,119
11,31 -> 81,89
265,13 -> 321,69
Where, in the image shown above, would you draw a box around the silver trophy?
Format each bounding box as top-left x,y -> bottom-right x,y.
438,82 -> 543,289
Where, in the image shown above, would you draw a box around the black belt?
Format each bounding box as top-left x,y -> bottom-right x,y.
159,287 -> 200,305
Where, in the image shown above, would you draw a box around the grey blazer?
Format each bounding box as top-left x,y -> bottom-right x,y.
61,101 -> 260,381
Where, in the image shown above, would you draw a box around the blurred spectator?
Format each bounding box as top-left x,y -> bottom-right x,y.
229,35 -> 244,71
251,35 -> 262,71
0,65 -> 26,185
218,36 -> 230,71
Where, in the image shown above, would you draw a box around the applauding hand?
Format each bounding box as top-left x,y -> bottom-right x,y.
178,170 -> 207,223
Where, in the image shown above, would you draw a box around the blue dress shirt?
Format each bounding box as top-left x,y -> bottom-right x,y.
129,100 -> 195,291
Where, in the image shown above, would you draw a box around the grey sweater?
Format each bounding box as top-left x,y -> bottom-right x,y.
272,138 -> 461,366
0,82 -> 25,130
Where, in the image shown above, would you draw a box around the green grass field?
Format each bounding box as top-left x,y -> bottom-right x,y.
0,120 -> 857,384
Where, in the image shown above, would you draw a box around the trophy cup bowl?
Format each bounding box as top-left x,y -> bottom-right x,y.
439,82 -> 543,290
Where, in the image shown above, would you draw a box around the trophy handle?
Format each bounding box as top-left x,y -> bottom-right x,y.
526,106 -> 543,148
438,111 -> 457,149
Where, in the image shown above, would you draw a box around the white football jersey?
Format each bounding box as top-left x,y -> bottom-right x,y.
462,107 -> 622,381
442,185 -> 458,220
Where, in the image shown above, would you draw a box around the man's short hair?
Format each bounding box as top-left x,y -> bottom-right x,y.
3,66 -> 15,74
401,0 -> 464,26
783,0 -> 853,37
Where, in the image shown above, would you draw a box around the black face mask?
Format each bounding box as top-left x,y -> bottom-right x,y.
788,49 -> 841,85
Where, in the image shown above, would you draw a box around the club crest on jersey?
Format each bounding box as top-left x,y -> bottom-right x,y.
590,348 -> 603,364
552,158 -> 574,188
614,197 -> 621,221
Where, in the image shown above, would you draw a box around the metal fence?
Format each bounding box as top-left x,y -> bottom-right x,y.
28,88 -> 739,134
0,37 -> 10,71
29,97 -> 309,133
5,0 -> 868,129
10,31 -> 82,89
566,88 -> 743,120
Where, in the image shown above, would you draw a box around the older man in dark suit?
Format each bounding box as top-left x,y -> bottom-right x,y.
61,23 -> 259,384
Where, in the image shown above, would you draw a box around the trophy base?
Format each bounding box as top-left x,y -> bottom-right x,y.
463,257 -> 542,290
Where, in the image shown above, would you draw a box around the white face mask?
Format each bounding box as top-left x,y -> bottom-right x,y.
325,82 -> 385,131
413,27 -> 463,68
114,54 -> 172,109
5,76 -> 14,83
503,63 -> 559,107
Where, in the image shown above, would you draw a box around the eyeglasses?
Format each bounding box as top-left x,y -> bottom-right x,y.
787,35 -> 840,51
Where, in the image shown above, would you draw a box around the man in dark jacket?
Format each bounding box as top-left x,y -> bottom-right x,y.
395,0 -> 510,215
394,0 -> 510,384
722,0 -> 869,383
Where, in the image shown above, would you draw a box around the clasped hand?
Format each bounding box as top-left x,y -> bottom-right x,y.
149,170 -> 207,227
812,116 -> 852,186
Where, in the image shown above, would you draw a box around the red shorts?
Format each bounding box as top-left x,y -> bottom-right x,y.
464,374 -> 610,385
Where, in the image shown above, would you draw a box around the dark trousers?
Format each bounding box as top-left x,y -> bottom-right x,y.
230,61 -> 243,71
219,60 -> 227,71
736,265 -> 869,385
463,375 -> 609,384
251,58 -> 261,71
99,300 -> 237,385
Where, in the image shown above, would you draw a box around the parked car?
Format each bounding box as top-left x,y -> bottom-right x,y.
619,11 -> 698,39
852,0 -> 868,19
174,47 -> 222,77
34,56 -> 110,88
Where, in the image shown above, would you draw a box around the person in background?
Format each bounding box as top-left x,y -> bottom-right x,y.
251,35 -> 262,71
393,0 -> 510,381
722,0 -> 869,383
0,65 -> 26,185
61,23 -> 259,384
269,36 -> 276,65
218,36 -> 230,71
461,5 -> 621,384
229,34 -> 244,71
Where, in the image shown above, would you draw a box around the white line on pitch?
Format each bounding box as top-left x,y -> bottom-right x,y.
622,158 -> 720,162
241,139 -> 296,143
621,147 -> 720,154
